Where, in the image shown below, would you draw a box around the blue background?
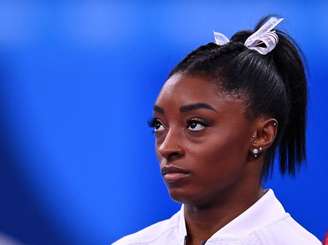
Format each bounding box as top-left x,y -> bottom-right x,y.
0,1 -> 326,245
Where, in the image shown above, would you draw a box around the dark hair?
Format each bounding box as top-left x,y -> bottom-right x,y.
168,16 -> 307,179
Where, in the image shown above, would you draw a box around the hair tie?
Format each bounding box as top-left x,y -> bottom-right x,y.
213,17 -> 284,55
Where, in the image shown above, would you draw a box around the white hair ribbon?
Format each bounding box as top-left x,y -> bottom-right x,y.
213,17 -> 284,55
244,17 -> 284,55
213,31 -> 230,45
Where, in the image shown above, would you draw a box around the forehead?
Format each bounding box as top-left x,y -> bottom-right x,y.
155,73 -> 247,114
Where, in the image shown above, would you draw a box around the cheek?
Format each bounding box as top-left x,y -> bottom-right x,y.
188,127 -> 251,188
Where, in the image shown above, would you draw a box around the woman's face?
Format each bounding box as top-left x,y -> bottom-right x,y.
152,73 -> 258,206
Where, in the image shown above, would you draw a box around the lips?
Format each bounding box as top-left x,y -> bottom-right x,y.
161,165 -> 191,184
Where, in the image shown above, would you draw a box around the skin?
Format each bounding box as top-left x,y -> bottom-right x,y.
152,73 -> 278,245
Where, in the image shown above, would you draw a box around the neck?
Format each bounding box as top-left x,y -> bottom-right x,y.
183,181 -> 264,244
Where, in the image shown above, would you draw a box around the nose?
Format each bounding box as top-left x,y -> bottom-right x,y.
157,127 -> 184,162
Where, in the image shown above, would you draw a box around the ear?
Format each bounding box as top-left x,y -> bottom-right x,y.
250,117 -> 278,151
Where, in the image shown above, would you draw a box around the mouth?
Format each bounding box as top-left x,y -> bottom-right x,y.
161,165 -> 191,184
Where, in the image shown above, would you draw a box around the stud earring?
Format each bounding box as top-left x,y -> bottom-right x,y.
251,146 -> 263,158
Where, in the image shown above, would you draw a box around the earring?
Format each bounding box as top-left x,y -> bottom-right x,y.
251,146 -> 263,158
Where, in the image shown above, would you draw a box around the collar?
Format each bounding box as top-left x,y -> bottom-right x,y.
176,189 -> 288,241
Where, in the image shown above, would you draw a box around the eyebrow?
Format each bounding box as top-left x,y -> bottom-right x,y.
154,105 -> 165,114
153,103 -> 216,114
180,103 -> 217,113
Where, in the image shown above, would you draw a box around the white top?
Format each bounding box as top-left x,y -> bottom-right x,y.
113,189 -> 321,245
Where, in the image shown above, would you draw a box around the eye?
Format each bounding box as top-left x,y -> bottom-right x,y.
186,118 -> 208,132
148,118 -> 165,133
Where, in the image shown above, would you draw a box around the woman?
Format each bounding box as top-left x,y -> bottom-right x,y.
114,16 -> 321,245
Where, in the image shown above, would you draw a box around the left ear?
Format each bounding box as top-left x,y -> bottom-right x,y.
251,117 -> 279,150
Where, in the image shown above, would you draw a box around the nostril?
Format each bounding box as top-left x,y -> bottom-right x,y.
167,152 -> 183,162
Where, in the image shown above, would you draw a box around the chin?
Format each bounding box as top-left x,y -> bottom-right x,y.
167,187 -> 206,206
167,186 -> 192,202
167,186 -> 221,208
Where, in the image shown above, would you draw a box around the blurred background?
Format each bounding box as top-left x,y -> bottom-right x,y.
0,1 -> 326,244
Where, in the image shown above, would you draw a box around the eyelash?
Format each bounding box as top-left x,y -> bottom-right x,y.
186,118 -> 209,131
147,117 -> 210,133
147,118 -> 165,133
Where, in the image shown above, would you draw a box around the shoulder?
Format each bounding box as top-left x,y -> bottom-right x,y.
254,214 -> 321,245
112,211 -> 180,245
